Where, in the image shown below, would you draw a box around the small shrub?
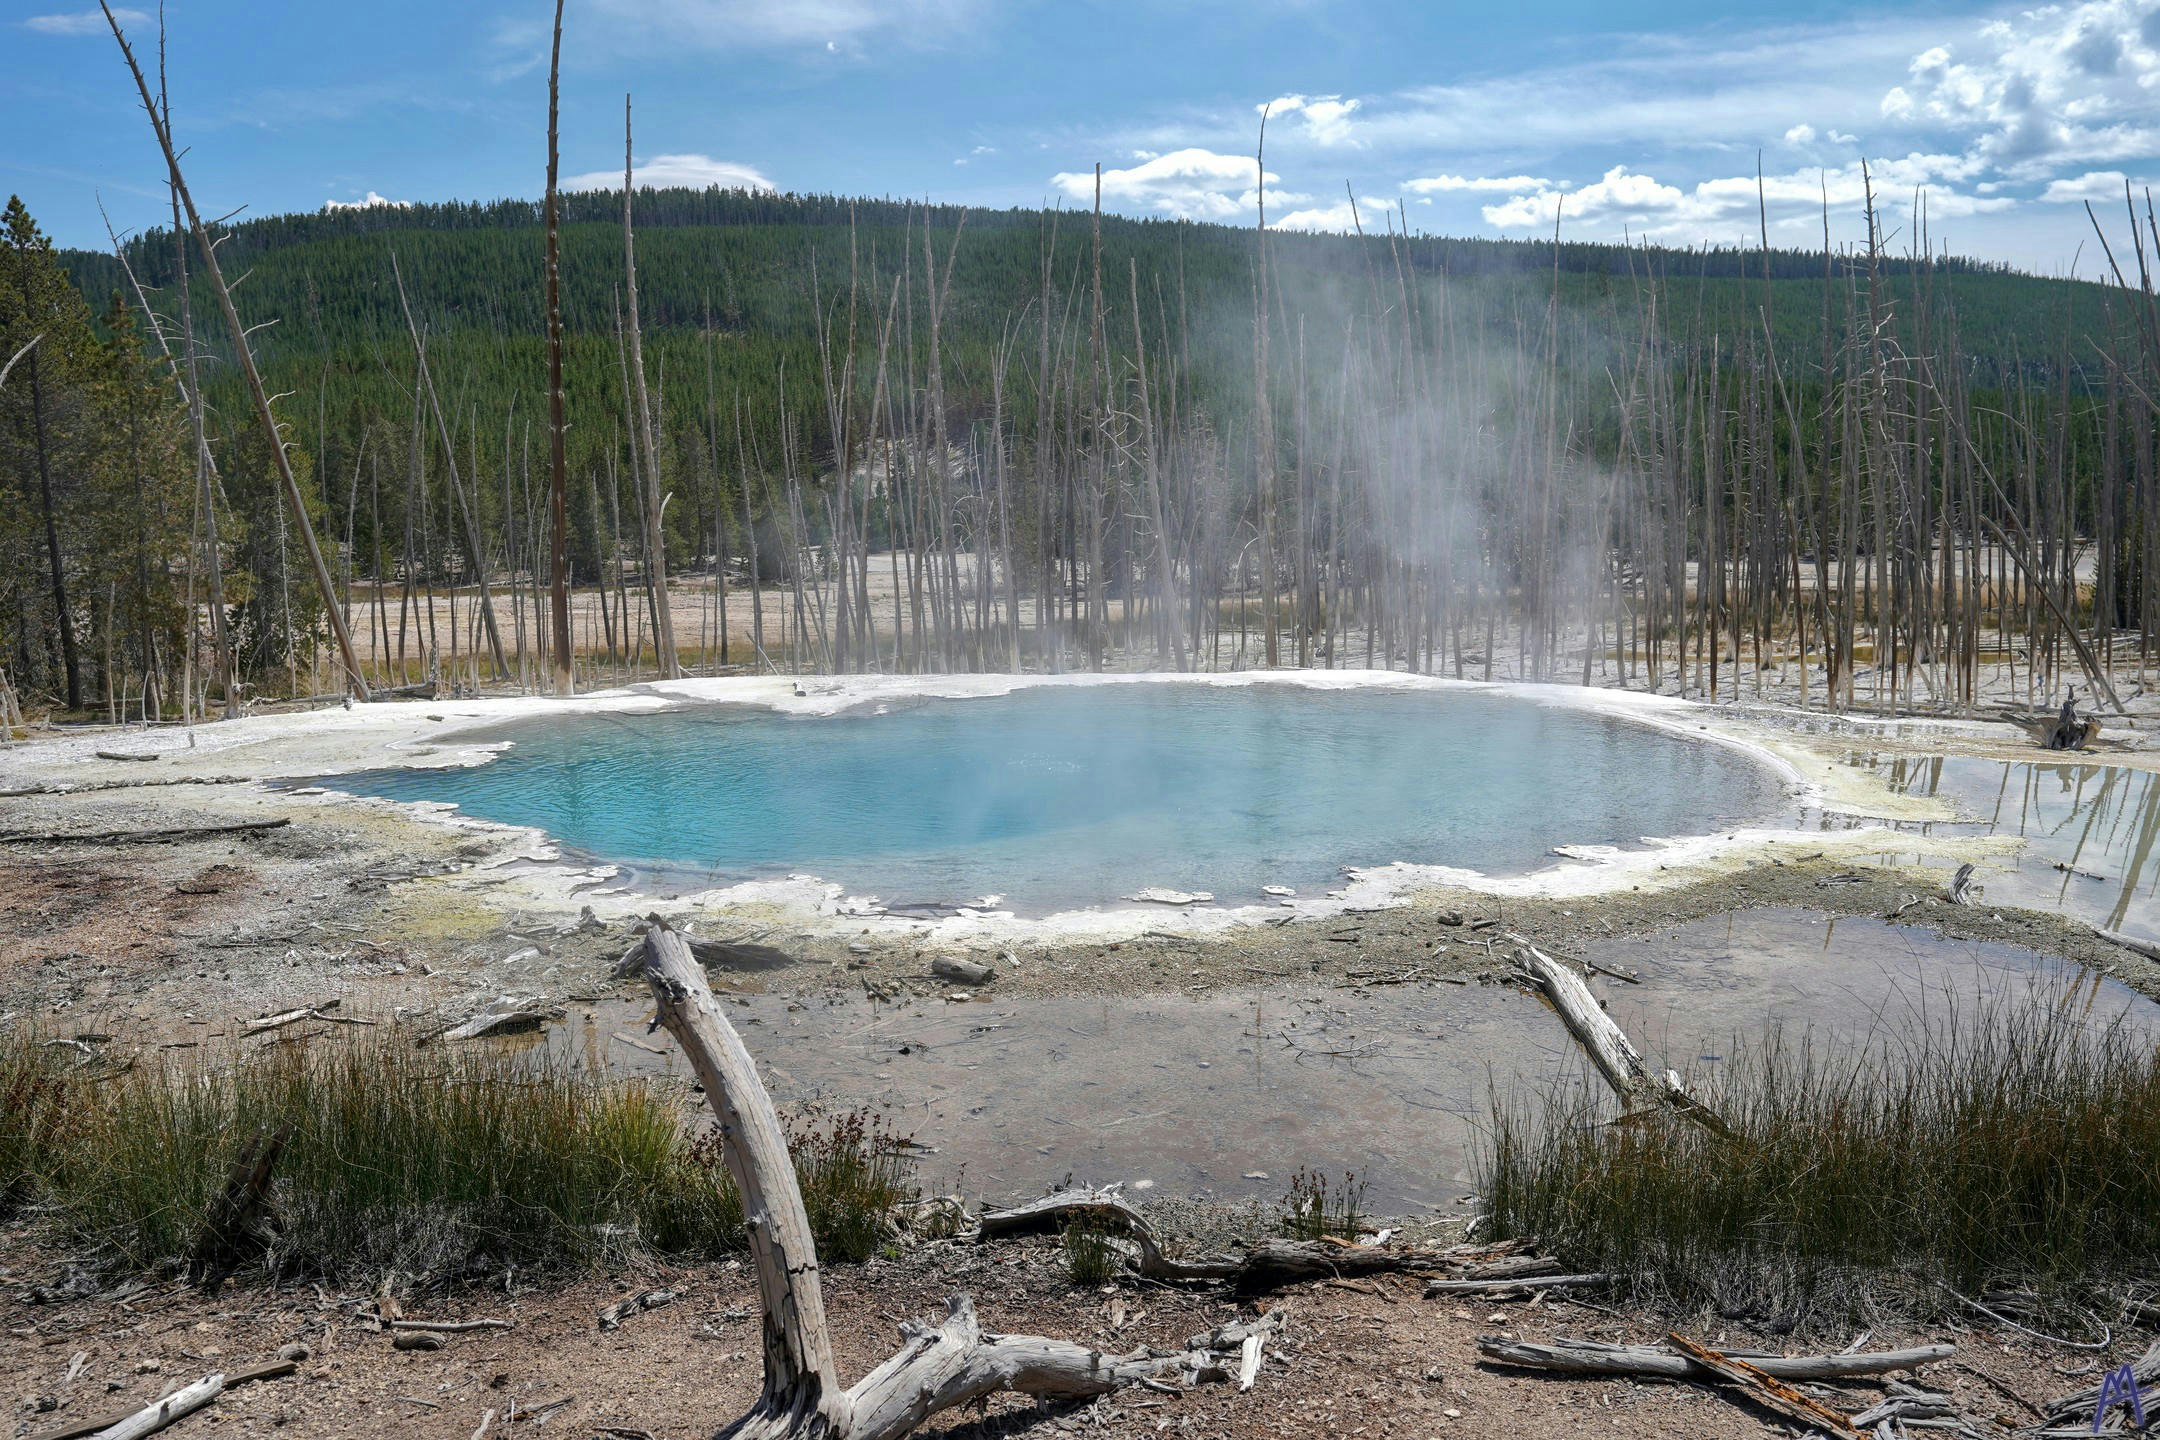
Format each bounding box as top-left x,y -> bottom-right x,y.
1278,1167 -> 1368,1242
785,1106 -> 918,1263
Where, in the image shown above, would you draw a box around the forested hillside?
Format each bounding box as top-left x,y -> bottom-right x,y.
5,181 -> 2145,720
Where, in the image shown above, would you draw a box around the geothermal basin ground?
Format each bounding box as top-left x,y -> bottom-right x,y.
7,669 -> 2160,1207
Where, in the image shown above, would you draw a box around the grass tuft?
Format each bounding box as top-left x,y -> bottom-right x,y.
1278,1167 -> 1368,1242
1479,979 -> 2160,1328
1,1022 -> 914,1289
1063,1219 -> 1118,1287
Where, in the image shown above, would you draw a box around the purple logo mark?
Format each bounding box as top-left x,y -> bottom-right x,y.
2095,1363 -> 2148,1433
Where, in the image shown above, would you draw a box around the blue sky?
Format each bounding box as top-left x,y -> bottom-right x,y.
4,0 -> 2153,273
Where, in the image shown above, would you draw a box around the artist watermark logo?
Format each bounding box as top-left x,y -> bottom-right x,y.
2094,1362 -> 2148,1432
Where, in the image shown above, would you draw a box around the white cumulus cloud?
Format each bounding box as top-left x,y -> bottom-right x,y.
1402,173 -> 1553,194
1481,157 -> 2010,237
1882,0 -> 2160,177
23,8 -> 145,35
563,154 -> 776,193
1053,149 -> 1292,221
1272,196 -> 1400,231
2040,169 -> 2136,202
324,191 -> 409,211
1262,94 -> 1364,147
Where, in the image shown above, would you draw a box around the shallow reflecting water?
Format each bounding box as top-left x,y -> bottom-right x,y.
556,909 -> 2155,1212
1857,754 -> 2160,940
324,686 -> 1783,913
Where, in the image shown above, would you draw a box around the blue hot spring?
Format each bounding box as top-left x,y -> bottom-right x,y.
325,683 -> 1786,912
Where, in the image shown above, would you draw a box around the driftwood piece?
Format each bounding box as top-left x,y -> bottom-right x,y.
26,1361 -> 293,1440
381,1317 -> 513,1334
1510,940 -> 1731,1136
928,956 -> 994,986
598,1289 -> 678,1331
622,923 -> 846,1438
437,998 -> 564,1042
976,1187 -> 1543,1293
2097,928 -> 2160,963
847,1299 -> 1278,1440
87,1374 -> 225,1440
1422,1274 -> 1610,1296
1665,1331 -> 1862,1439
975,1186 -> 1236,1281
1477,1335 -> 1953,1381
620,922 -> 1283,1439
243,999 -> 372,1037
2036,693 -> 2100,751
1849,1385 -> 1955,1428
0,817 -> 290,846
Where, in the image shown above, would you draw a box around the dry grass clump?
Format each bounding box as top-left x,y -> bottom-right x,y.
1,1022 -> 914,1288
1479,980 -> 2160,1329
1277,1167 -> 1369,1242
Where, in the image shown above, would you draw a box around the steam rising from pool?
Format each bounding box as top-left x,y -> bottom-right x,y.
327,685 -> 1785,912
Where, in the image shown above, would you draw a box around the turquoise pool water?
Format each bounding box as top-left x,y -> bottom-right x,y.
327,684 -> 1786,912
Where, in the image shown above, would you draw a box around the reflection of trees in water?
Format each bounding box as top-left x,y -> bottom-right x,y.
1992,761 -> 2160,931
1859,754 -> 2160,935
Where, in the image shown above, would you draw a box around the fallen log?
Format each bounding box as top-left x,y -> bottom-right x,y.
1423,1274 -> 1609,1297
2096,928 -> 2160,963
621,919 -> 1287,1438
1665,1331 -> 1862,1439
976,1187 -> 1541,1293
1233,1239 -> 1458,1293
0,817 -> 290,846
374,1317 -> 513,1334
436,997 -> 563,1042
86,1373 -> 225,1440
975,1187 -> 1235,1281
1510,939 -> 1731,1137
1476,1335 -> 1954,1381
26,1360 -> 294,1440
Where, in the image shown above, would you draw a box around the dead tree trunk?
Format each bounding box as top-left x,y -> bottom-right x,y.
543,0 -> 573,698
100,4 -> 370,700
1511,939 -> 1731,1136
620,921 -> 1277,1439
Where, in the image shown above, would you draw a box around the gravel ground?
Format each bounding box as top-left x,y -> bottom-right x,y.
0,1233 -> 2112,1440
